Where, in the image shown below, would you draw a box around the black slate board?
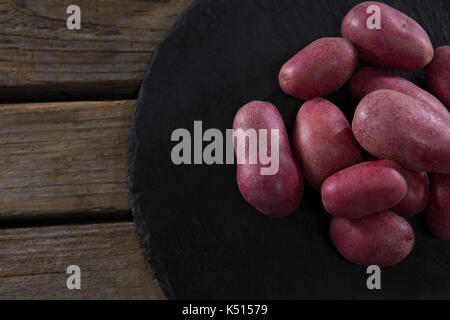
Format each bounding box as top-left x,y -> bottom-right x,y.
128,0 -> 450,299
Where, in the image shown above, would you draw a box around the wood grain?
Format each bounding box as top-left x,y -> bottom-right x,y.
0,100 -> 134,219
0,0 -> 193,102
0,222 -> 166,299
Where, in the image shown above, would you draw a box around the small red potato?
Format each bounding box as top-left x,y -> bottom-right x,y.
330,211 -> 415,267
426,174 -> 450,240
234,101 -> 303,218
374,160 -> 429,217
292,98 -> 363,190
342,1 -> 433,70
352,90 -> 450,174
350,67 -> 448,114
426,46 -> 450,109
279,37 -> 358,99
321,161 -> 407,219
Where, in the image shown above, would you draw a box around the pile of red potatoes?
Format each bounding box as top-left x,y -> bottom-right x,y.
233,1 -> 450,267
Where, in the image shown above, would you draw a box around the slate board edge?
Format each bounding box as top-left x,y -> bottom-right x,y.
128,0 -> 203,300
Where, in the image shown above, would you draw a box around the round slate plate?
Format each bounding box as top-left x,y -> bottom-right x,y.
128,0 -> 450,299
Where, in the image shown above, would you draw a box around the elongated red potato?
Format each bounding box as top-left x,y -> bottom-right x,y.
374,160 -> 429,217
350,67 -> 448,114
342,1 -> 433,70
352,90 -> 450,174
427,174 -> 450,240
292,98 -> 363,190
426,46 -> 450,109
330,211 -> 415,267
321,161 -> 407,219
279,37 -> 358,99
234,101 -> 303,218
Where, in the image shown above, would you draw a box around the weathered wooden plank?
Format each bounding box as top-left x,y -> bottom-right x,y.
0,222 -> 166,299
0,0 -> 193,101
0,100 -> 134,219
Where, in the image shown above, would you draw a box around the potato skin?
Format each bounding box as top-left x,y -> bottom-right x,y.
350,67 -> 448,114
341,1 -> 433,70
321,161 -> 407,219
426,174 -> 450,240
234,101 -> 303,218
373,160 -> 429,217
330,211 -> 415,267
426,46 -> 450,109
292,98 -> 363,190
352,89 -> 450,174
279,37 -> 358,99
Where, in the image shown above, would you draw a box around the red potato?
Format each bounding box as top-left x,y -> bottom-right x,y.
292,98 -> 363,190
426,174 -> 450,240
233,101 -> 303,218
352,90 -> 450,174
321,161 -> 407,219
374,160 -> 429,217
279,37 -> 358,100
330,211 -> 415,267
342,1 -> 433,70
350,67 -> 448,114
426,46 -> 450,109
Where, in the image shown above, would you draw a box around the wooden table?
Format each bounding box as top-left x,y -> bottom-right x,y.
0,0 -> 194,299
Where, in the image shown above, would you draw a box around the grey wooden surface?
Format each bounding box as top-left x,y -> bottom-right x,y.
0,0 -> 192,102
0,100 -> 133,219
0,0 -> 195,299
0,222 -> 166,299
